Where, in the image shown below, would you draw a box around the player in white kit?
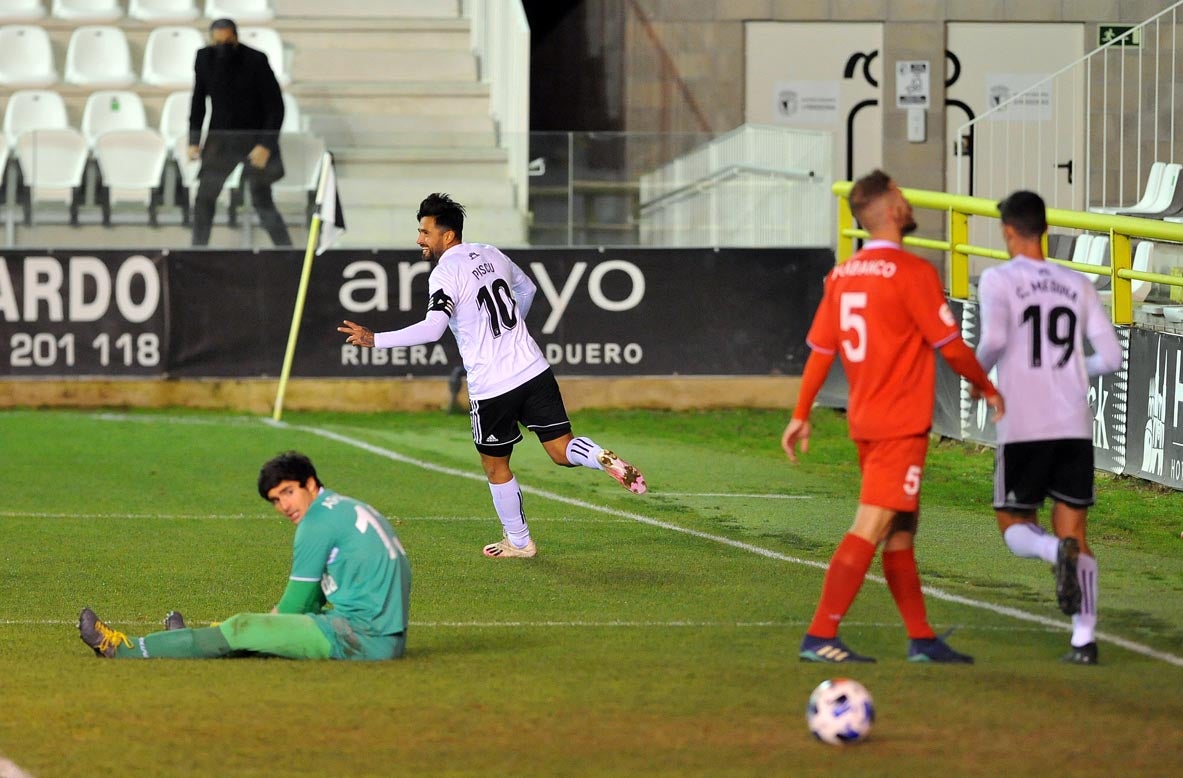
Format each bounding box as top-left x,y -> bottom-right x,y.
974,190 -> 1122,664
338,194 -> 646,559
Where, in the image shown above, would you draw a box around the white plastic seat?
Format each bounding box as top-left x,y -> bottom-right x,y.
16,127 -> 88,222
1118,163 -> 1182,216
52,0 -> 121,21
65,26 -> 135,88
175,135 -> 240,206
0,0 -> 45,21
274,132 -> 324,205
81,91 -> 147,149
1069,233 -> 1093,265
95,128 -> 167,224
142,26 -> 204,88
240,26 -> 288,86
0,25 -> 57,87
1132,241 -> 1153,303
1089,161 -> 1165,215
128,0 -> 198,21
281,91 -> 302,133
3,89 -> 68,149
1085,235 -> 1111,290
205,0 -> 272,23
160,90 -> 194,152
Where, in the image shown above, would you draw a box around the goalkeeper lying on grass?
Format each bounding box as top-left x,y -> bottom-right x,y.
78,452 -> 411,661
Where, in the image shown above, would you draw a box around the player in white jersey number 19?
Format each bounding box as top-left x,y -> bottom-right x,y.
337,194 -> 646,559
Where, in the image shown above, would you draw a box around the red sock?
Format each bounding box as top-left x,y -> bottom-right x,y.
807,533 -> 877,638
883,547 -> 936,640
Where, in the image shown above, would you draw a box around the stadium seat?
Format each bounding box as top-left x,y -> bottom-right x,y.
3,89 -> 68,149
15,127 -> 88,224
1116,162 -> 1182,217
1085,234 -> 1111,290
0,0 -> 44,21
275,131 -> 325,220
94,128 -> 167,225
142,26 -> 204,88
64,26 -> 136,88
1132,241 -> 1153,302
52,0 -> 122,22
128,0 -> 198,22
205,0 -> 272,23
281,91 -> 302,133
160,89 -> 194,151
0,25 -> 57,87
1089,162 -> 1166,215
81,90 -> 147,149
239,26 -> 288,86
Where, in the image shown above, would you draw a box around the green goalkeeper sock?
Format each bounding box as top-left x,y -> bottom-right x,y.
113,627 -> 233,659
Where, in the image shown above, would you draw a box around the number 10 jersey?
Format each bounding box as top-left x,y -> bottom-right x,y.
428,242 -> 550,400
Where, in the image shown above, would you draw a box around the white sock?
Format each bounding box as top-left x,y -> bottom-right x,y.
565,436 -> 604,470
489,478 -> 531,548
1071,553 -> 1098,647
1003,523 -> 1058,564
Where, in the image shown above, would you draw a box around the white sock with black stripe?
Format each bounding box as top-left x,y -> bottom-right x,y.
565,436 -> 604,470
489,478 -> 531,548
1003,522 -> 1058,564
1071,553 -> 1098,647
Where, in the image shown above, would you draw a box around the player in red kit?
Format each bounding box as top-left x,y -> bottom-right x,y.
782,169 -> 1005,663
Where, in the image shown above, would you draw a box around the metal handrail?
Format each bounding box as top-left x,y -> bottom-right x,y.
641,164 -> 817,213
832,180 -> 1183,325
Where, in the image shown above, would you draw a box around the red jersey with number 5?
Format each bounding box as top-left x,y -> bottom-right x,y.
806,242 -> 961,440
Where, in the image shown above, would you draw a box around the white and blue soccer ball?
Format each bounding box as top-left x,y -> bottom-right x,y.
807,678 -> 875,745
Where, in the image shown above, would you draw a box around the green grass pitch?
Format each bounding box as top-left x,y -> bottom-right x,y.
1,406 -> 1181,776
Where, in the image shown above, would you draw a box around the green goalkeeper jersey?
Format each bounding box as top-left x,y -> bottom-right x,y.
288,488 -> 411,637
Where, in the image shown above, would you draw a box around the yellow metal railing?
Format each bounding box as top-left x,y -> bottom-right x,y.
832,181 -> 1183,325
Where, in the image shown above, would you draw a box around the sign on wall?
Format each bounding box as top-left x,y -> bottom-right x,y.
984,73 -> 1053,121
773,81 -> 841,125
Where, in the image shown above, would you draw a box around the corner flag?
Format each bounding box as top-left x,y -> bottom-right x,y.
316,152 -> 346,254
272,151 -> 346,421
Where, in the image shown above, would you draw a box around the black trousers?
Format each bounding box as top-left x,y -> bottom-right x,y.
192,135 -> 292,247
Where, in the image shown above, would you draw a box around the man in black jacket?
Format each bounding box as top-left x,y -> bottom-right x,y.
189,18 -> 292,246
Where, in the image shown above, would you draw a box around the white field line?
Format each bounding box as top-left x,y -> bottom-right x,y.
0,511 -> 628,524
0,756 -> 33,778
0,618 -> 1067,634
660,492 -> 813,500
267,418 -> 1183,669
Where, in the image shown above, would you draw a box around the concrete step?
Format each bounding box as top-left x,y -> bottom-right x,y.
307,114 -> 496,149
343,205 -> 527,250
290,82 -> 490,117
275,0 -> 460,18
293,48 -> 477,84
278,24 -> 471,52
337,175 -> 516,208
334,146 -> 510,180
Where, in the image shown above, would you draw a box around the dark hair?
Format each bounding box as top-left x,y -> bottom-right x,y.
997,190 -> 1048,238
848,169 -> 893,222
209,18 -> 238,36
417,193 -> 465,240
258,451 -> 322,499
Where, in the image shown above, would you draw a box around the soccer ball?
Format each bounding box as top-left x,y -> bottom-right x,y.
807,678 -> 874,745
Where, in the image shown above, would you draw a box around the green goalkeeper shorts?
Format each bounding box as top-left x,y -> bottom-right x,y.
218,613 -> 405,661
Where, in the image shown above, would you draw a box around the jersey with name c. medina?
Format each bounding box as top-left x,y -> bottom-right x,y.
805,240 -> 962,441
427,243 -> 549,400
976,255 -> 1122,444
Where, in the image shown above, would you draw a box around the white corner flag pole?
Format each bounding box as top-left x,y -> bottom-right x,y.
272,152 -> 333,422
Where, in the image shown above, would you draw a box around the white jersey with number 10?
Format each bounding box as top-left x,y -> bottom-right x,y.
427,242 -> 549,400
975,255 -> 1122,444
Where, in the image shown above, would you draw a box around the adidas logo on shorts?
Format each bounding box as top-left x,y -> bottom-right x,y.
485,434 -> 499,442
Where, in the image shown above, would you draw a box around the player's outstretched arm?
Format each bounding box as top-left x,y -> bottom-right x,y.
782,349 -> 835,463
338,312 -> 449,350
338,320 -> 374,347
940,338 -> 1005,422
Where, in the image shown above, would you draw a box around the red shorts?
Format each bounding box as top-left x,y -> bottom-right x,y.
854,435 -> 930,513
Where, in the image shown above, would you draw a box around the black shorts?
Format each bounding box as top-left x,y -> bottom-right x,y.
994,438 -> 1095,511
469,368 -> 572,457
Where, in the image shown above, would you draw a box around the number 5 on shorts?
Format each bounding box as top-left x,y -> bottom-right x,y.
903,465 -> 923,496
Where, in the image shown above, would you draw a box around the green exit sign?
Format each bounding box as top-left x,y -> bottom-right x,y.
1099,24 -> 1141,47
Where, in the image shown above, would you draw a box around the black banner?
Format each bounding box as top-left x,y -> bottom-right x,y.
2,247 -> 831,379
0,252 -> 167,376
1124,328 -> 1183,488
